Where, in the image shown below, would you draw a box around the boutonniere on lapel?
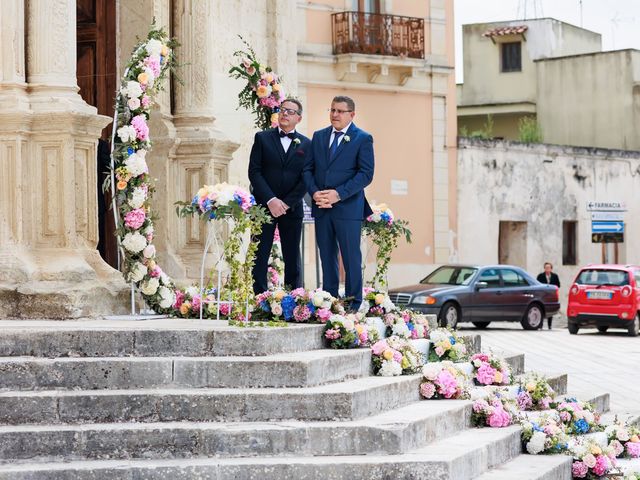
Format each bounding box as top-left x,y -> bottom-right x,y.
293,138 -> 301,146
343,135 -> 351,143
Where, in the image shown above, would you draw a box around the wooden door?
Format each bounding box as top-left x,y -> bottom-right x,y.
77,0 -> 118,268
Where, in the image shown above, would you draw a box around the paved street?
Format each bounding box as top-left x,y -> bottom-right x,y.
460,323 -> 640,413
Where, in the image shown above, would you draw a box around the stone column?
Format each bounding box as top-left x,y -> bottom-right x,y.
0,0 -> 128,318
168,0 -> 239,282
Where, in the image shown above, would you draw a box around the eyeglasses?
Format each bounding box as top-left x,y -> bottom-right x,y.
280,108 -> 300,116
328,108 -> 353,114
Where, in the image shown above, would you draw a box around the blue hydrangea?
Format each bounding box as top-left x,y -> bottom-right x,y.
449,336 -> 456,345
209,210 -> 217,220
306,302 -> 316,314
380,212 -> 390,222
407,322 -> 415,331
260,300 -> 270,312
532,422 -> 544,432
234,193 -> 243,206
191,195 -> 199,206
127,147 -> 134,155
573,419 -> 590,434
282,295 -> 296,320
202,198 -> 212,211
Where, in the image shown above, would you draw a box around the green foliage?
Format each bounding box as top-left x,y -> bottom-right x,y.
363,216 -> 412,290
518,116 -> 543,143
459,114 -> 494,140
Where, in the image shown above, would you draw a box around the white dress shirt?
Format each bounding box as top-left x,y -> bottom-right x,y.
279,129 -> 295,152
329,122 -> 352,148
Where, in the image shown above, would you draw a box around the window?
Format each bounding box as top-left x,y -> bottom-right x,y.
634,272 -> 640,286
501,42 -> 522,72
352,0 -> 380,12
500,269 -> 529,287
563,221 -> 577,265
576,269 -> 629,286
421,266 -> 478,285
478,268 -> 501,288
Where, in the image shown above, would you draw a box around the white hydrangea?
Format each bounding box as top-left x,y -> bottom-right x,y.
312,291 -> 328,307
422,363 -> 441,381
215,186 -> 236,206
121,232 -> 147,253
124,151 -> 148,177
159,272 -> 170,286
382,297 -> 396,312
370,212 -> 381,222
117,125 -> 137,143
186,286 -> 199,298
429,329 -> 450,343
379,359 -> 402,377
128,262 -> 147,283
128,187 -> 146,209
469,388 -> 490,401
142,245 -> 156,259
141,278 -> 159,296
342,316 -> 355,331
145,38 -> 163,56
526,431 -> 547,454
158,286 -> 175,309
391,321 -> 410,338
121,80 -> 143,100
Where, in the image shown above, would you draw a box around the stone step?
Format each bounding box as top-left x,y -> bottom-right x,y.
0,321 -> 325,357
0,375 -> 423,425
0,425 -> 522,480
474,454 -> 572,480
0,348 -> 372,390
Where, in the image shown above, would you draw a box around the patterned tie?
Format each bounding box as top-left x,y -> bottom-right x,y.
330,131 -> 343,159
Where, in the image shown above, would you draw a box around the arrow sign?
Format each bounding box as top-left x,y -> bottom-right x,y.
591,212 -> 624,221
592,221 -> 624,233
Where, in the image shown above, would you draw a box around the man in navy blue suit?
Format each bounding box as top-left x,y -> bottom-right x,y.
303,96 -> 374,310
249,98 -> 311,294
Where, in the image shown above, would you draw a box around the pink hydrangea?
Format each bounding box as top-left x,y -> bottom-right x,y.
626,441 -> 640,458
141,95 -> 151,108
571,461 -> 588,478
143,56 -> 161,77
516,391 -> 533,410
149,266 -> 162,278
592,455 -> 609,476
476,363 -> 497,385
290,288 -> 306,299
131,114 -> 149,141
173,290 -> 185,309
472,399 -> 489,413
124,208 -> 146,230
358,330 -> 368,344
435,370 -> 459,399
293,305 -> 311,322
420,382 -> 436,399
218,303 -> 232,316
325,328 -> 340,340
316,308 -> 332,323
371,340 -> 388,356
487,402 -> 512,427
392,350 -> 403,363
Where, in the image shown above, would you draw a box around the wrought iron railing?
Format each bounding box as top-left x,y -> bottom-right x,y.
332,11 -> 425,59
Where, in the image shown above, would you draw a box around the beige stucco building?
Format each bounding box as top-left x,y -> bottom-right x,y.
0,0 -> 456,318
457,18 -> 640,150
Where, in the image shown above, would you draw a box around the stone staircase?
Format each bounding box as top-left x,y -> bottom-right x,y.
0,319 -> 622,479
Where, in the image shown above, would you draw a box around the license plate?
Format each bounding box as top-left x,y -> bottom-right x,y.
587,290 -> 613,300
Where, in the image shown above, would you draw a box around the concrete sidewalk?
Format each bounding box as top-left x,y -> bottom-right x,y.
462,323 -> 640,413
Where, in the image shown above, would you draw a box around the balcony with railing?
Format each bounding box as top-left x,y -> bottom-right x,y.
331,11 -> 425,60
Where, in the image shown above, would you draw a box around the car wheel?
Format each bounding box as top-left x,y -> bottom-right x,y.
439,302 -> 460,329
597,326 -> 609,334
628,315 -> 640,337
472,322 -> 491,329
521,303 -> 544,330
568,323 -> 579,335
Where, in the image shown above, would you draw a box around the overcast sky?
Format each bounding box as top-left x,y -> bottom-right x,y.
454,0 -> 640,83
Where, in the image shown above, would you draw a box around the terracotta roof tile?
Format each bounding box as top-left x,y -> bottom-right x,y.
482,25 -> 528,37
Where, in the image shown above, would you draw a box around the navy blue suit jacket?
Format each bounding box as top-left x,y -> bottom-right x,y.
303,123 -> 374,220
248,128 -> 311,218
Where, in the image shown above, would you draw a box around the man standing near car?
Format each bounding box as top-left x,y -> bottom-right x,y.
249,99 -> 310,294
537,262 -> 561,329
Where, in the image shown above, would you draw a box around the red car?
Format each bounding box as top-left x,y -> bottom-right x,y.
567,264 -> 640,336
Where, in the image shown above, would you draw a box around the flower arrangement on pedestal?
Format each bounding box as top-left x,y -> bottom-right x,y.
228,37 -> 285,130
362,203 -> 411,289
370,336 -> 423,376
267,227 -> 284,289
253,287 -> 342,323
471,393 -> 518,428
419,361 -> 469,400
428,328 -> 468,362
570,438 -> 618,478
176,183 -> 271,320
470,352 -> 513,386
521,415 -> 569,454
323,313 -> 379,349
516,372 -> 555,411
606,423 -> 640,459
111,26 -> 178,313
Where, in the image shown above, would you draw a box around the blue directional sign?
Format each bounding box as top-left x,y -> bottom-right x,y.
591,221 -> 624,233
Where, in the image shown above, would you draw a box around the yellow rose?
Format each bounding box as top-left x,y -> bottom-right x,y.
180,302 -> 191,315
256,85 -> 269,98
147,260 -> 156,269
374,293 -> 385,305
274,290 -> 285,301
272,83 -> 281,92
137,72 -> 149,85
355,324 -> 363,334
494,371 -> 503,384
401,357 -> 409,369
526,382 -> 536,392
117,180 -> 128,190
161,45 -> 169,56
590,445 -> 602,455
383,349 -> 394,360
441,339 -> 452,350
270,113 -> 279,125
631,435 -> 640,443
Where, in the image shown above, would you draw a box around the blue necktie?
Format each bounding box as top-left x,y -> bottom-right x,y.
330,131 -> 343,159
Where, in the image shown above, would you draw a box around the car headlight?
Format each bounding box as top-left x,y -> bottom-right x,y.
412,295 -> 437,305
